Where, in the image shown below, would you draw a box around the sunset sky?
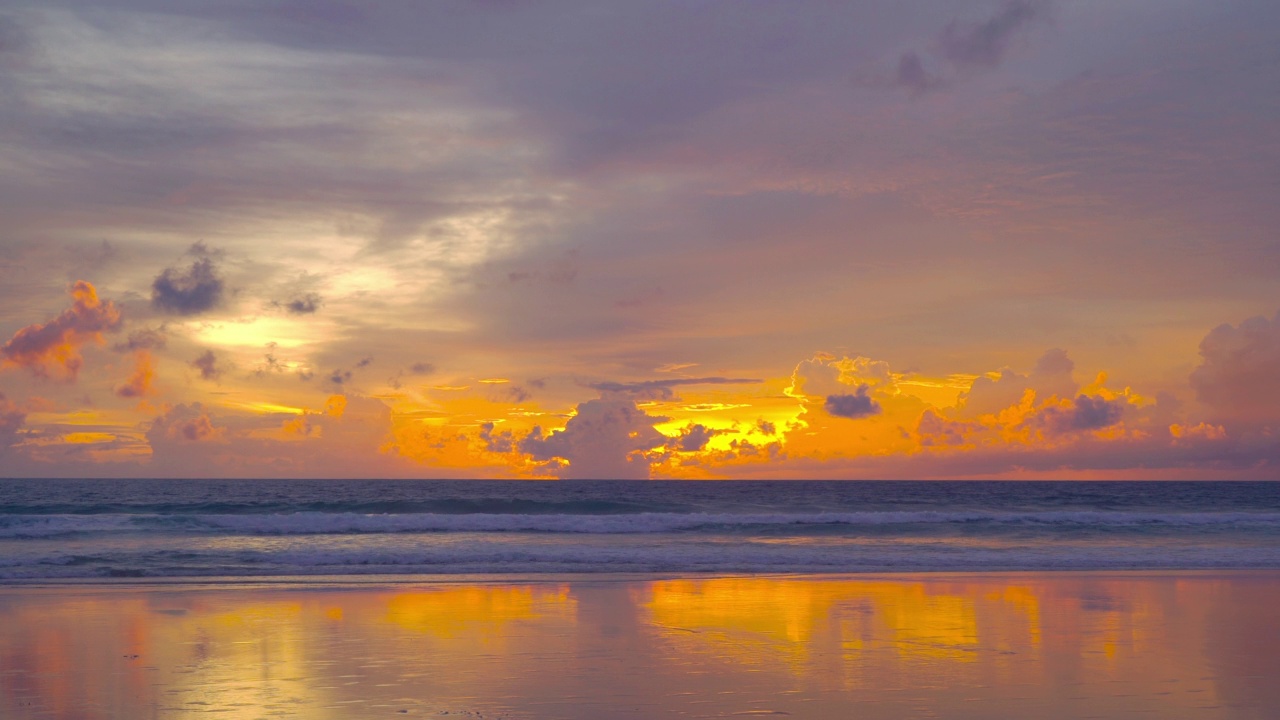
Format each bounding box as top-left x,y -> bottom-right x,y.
1,0 -> 1277,479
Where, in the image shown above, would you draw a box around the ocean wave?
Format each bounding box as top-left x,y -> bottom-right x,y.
4,542 -> 1280,579
5,509 -> 1280,539
179,509 -> 1280,534
7,509 -> 1280,538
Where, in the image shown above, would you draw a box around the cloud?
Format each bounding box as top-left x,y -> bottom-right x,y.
115,350 -> 156,398
939,0 -> 1043,69
671,423 -> 719,452
892,0 -> 1045,92
894,51 -> 944,94
480,421 -> 516,453
1189,310 -> 1280,427
915,408 -> 977,447
1,281 -> 123,380
0,392 -> 25,453
788,355 -> 894,400
960,348 -> 1077,417
279,293 -> 322,315
113,327 -> 167,352
1032,394 -> 1126,434
519,398 -> 667,479
824,385 -> 882,419
388,361 -> 434,389
588,376 -> 761,401
191,350 -> 221,381
148,403 -> 224,443
151,243 -> 224,315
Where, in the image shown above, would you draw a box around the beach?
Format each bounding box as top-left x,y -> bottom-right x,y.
2,571 -> 1277,719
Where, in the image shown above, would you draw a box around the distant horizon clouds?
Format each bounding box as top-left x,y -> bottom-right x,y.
0,0 -> 1277,478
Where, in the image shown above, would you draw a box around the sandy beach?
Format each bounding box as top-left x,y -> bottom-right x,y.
1,571 -> 1277,719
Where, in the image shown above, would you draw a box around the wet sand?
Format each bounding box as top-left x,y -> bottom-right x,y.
1,571 -> 1277,719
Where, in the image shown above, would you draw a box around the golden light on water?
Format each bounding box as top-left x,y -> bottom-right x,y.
1,574 -> 1277,719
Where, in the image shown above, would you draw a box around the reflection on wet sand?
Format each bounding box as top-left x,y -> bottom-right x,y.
0,572 -> 1276,719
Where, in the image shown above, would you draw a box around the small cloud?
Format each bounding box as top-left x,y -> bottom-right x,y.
824,385 -> 882,419
151,243 -> 224,316
895,51 -> 944,94
671,423 -> 720,452
939,0 -> 1044,69
410,362 -> 434,374
279,293 -> 322,315
329,368 -> 353,386
148,403 -> 224,442
890,0 -> 1046,94
115,350 -> 156,399
113,326 -> 166,352
1033,394 -> 1126,434
191,350 -> 221,381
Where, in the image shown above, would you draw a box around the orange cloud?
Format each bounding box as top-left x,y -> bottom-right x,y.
0,281 -> 123,381
115,350 -> 157,399
149,404 -> 225,443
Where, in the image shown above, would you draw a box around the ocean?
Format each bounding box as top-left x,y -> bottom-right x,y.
2,479 -> 1279,580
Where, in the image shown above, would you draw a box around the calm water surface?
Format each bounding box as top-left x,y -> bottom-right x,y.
0,572 -> 1276,719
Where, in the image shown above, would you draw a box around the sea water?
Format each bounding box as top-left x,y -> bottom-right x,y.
1,479 -> 1278,579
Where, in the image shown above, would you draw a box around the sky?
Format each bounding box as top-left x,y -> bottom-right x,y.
1,0 -> 1278,480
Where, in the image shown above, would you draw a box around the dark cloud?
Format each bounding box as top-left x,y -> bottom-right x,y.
1190,310 -> 1280,427
279,293 -> 322,315
191,350 -> 221,381
892,0 -> 1045,92
329,368 -> 352,386
672,423 -> 718,452
113,327 -> 166,352
520,398 -> 667,479
355,357 -> 373,369
588,376 -> 761,401
256,343 -> 285,377
1,281 -> 123,380
939,0 -> 1043,69
410,362 -> 434,374
479,421 -> 516,453
895,51 -> 944,94
824,385 -> 881,419
151,244 -> 224,316
1034,394 -> 1125,434
756,419 -> 776,435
